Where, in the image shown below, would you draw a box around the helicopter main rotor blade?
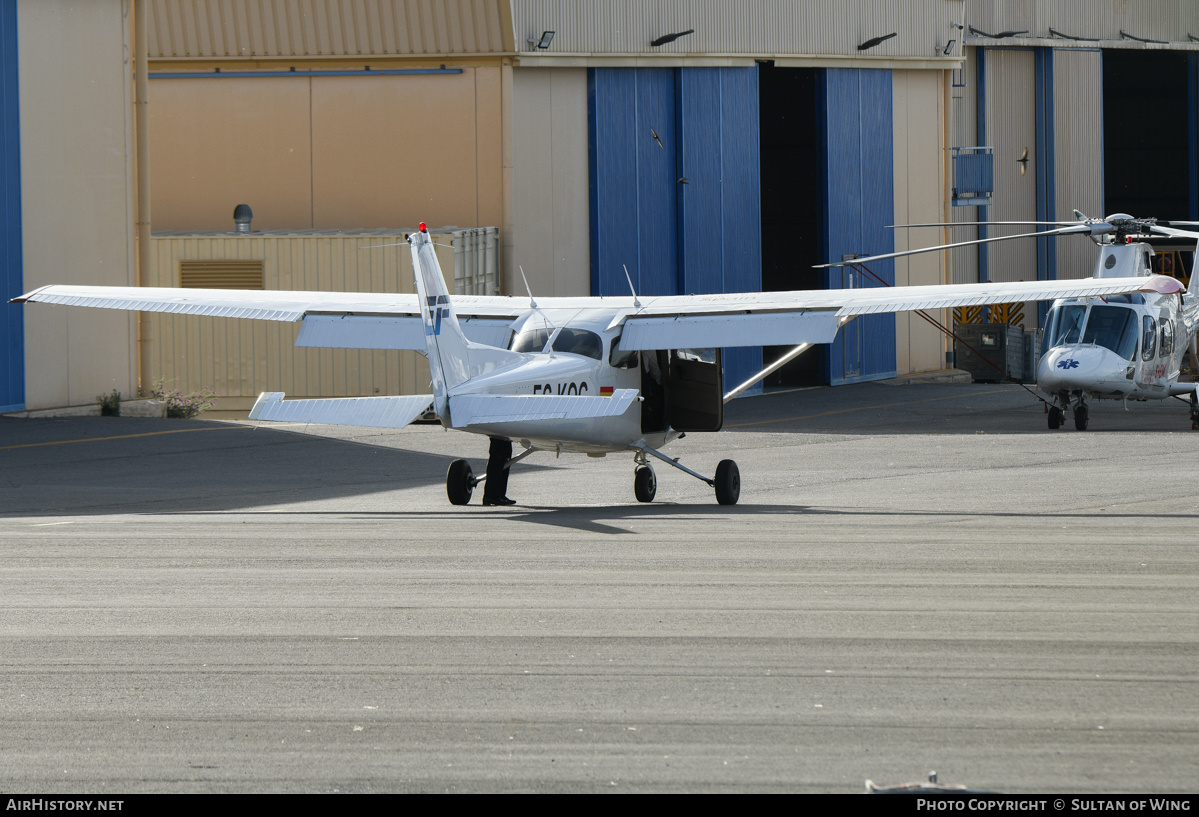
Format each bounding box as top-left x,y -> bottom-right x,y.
815,224 -> 1093,269
1149,224 -> 1199,240
887,220 -> 1081,228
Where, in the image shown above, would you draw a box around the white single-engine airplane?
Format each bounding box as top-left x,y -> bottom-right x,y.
12,221 -> 1181,505
821,213 -> 1199,431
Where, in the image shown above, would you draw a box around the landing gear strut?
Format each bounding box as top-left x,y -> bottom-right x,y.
633,446 -> 740,506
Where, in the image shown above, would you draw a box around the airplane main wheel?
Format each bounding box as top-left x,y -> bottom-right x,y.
1074,404 -> 1089,431
714,459 -> 740,506
1048,406 -> 1063,429
447,459 -> 474,505
634,465 -> 657,503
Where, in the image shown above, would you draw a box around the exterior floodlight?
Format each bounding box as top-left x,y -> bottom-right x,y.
536,31 -> 554,49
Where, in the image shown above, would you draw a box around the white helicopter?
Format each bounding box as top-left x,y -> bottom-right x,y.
13,222 -> 1175,506
820,213 -> 1199,432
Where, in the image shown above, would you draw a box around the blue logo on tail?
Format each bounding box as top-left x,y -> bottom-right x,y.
425,295 -> 449,336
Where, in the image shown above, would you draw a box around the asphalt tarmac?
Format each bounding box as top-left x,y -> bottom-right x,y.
1,382 -> 1196,793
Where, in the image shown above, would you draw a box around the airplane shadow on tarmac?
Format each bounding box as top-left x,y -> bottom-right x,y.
0,416 -> 476,517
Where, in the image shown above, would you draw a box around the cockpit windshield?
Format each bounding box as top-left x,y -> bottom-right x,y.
1042,305 -> 1086,353
1042,304 -> 1138,360
509,326 -> 603,360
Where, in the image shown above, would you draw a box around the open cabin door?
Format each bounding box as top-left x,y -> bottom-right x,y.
666,348 -> 724,432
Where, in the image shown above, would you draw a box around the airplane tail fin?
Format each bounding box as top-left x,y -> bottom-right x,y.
409,223 -> 523,422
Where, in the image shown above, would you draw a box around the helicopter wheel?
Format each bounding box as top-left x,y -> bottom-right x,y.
714,460 -> 740,506
1048,406 -> 1063,430
634,465 -> 657,503
446,459 -> 474,505
1073,404 -> 1089,432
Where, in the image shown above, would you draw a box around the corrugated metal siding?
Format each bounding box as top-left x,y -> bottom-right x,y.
514,0 -> 964,59
981,48 -> 1037,296
148,234 -> 452,407
589,66 -> 761,391
0,0 -> 21,412
968,1 -> 1199,46
148,0 -> 510,59
1053,48 -> 1103,280
821,68 -> 896,384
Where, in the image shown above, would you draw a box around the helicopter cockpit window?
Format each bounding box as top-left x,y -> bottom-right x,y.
1042,304 -> 1087,355
1141,315 -> 1157,360
1080,305 -> 1139,360
510,327 -> 552,354
608,333 -> 639,369
550,328 -> 603,360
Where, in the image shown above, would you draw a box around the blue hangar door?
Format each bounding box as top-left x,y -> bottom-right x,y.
0,0 -> 23,413
820,68 -> 896,384
588,67 -> 763,395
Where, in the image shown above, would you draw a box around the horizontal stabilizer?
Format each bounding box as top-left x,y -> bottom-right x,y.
450,390 -> 638,428
249,392 -> 434,428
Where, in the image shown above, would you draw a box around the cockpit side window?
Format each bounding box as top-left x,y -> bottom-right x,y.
510,327 -> 551,354
608,332 -> 639,369
1141,315 -> 1157,360
1160,316 -> 1174,359
550,327 -> 603,360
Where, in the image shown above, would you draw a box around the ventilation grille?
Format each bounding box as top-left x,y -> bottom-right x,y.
179,260 -> 264,289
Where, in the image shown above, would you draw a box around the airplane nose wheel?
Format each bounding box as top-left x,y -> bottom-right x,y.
1073,403 -> 1089,431
1048,406 -> 1064,429
634,465 -> 657,503
446,459 -> 475,505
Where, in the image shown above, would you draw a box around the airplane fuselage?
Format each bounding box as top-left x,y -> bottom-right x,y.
449,310 -> 678,454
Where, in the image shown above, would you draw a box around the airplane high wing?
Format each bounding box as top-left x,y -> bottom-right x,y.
12,219 -> 1176,506
15,275 -> 1157,352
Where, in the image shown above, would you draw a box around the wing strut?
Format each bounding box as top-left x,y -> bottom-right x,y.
722,316 -> 854,403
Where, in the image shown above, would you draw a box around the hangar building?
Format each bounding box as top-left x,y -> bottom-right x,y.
2,0 -> 1198,414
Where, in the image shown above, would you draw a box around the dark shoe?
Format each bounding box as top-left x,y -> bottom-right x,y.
482,496 -> 516,506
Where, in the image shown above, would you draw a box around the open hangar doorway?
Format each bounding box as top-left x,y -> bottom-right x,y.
758,63 -> 897,388
1103,50 -> 1196,284
1103,50 -> 1192,221
759,64 -> 824,387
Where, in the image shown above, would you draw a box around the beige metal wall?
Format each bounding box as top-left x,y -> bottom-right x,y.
982,47 -> 1037,320
949,45 -> 980,286
19,0 -> 140,411
509,67 -> 590,297
1053,48 -> 1103,280
150,69 -> 503,233
147,233 -> 458,410
893,69 -> 950,374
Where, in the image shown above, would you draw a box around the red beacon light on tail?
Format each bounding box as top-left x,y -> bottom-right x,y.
419,222 -> 427,233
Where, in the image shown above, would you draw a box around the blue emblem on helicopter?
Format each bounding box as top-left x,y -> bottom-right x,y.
1057,359 -> 1080,369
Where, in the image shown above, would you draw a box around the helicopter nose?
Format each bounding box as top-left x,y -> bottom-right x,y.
1038,347 -> 1128,392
